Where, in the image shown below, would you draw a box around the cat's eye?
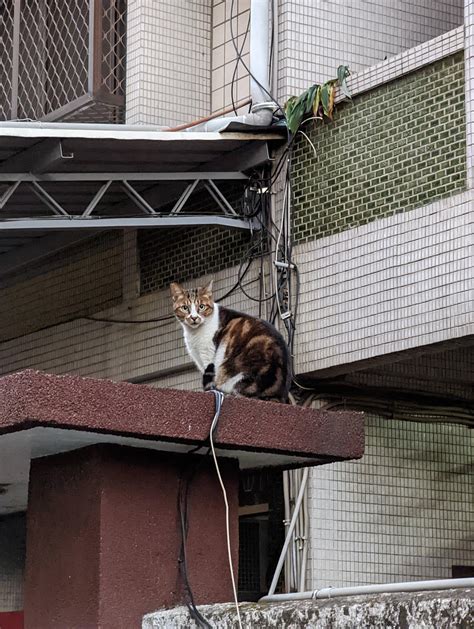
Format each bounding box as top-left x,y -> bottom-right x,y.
198,304 -> 206,311
181,305 -> 189,312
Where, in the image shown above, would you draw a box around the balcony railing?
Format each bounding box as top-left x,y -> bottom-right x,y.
0,0 -> 126,123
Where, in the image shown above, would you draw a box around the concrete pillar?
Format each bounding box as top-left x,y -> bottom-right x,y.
24,445 -> 239,629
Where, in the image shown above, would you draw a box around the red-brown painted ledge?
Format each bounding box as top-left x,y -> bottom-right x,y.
0,370 -> 364,468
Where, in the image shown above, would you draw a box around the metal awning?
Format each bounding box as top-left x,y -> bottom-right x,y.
0,121 -> 283,274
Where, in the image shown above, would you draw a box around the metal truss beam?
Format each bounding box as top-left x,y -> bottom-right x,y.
0,174 -> 250,224
120,181 -> 157,215
0,181 -> 20,209
28,181 -> 69,216
0,172 -> 247,182
82,181 -> 112,217
203,180 -> 238,216
170,179 -> 200,214
0,216 -> 258,230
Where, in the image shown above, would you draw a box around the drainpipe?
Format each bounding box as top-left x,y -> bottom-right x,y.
188,0 -> 275,132
250,0 -> 271,104
259,577 -> 474,603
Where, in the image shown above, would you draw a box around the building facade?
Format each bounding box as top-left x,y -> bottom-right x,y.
0,0 -> 472,612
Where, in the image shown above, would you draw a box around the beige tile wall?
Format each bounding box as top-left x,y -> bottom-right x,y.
0,232 -> 263,383
125,0 -> 463,123
277,0 -> 463,100
293,191 -> 473,376
126,0 -> 212,126
211,0 -> 251,114
307,415 -> 474,587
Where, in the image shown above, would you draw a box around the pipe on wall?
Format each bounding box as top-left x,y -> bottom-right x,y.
250,0 -> 271,104
267,467 -> 309,596
188,0 -> 275,133
260,577 -> 474,603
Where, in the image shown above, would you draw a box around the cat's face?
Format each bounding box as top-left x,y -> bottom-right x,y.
170,280 -> 215,329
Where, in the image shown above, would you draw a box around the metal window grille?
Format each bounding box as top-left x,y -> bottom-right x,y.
0,0 -> 126,123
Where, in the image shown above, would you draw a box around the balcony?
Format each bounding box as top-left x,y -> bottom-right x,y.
0,0 -> 126,123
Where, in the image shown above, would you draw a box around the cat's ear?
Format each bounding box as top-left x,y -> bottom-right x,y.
201,279 -> 213,295
170,282 -> 184,302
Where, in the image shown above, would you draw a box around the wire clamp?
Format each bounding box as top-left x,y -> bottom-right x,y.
274,260 -> 295,270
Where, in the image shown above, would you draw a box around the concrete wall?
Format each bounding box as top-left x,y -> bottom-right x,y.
292,52 -> 465,243
0,233 -> 122,344
277,0 -> 463,99
307,416 -> 474,588
126,0 -> 211,126
126,0 -> 463,122
143,589 -> 474,628
212,0 -> 251,113
294,191 -> 473,376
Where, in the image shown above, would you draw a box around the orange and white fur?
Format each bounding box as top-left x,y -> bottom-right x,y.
170,280 -> 290,402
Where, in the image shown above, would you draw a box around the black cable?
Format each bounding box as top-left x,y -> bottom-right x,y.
83,266 -> 254,325
177,460 -> 213,629
84,314 -> 174,324
176,392 -> 227,629
230,7 -> 251,116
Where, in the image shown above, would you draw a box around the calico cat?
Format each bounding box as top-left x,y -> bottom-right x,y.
170,280 -> 291,403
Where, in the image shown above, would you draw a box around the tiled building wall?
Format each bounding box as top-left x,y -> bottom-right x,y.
139,226 -> 251,294
465,0 -> 474,187
0,233 -> 122,343
0,514 -> 25,612
138,182 -> 252,294
0,232 -> 262,382
348,345 -> 474,402
126,0 -> 463,122
278,0 -> 463,99
294,191 -> 473,376
292,53 -> 466,243
307,416 -> 474,587
212,0 -> 251,113
126,0 -> 211,126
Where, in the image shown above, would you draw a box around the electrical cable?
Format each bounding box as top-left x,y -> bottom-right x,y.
230,8 -> 251,116
83,266 -> 255,326
208,389 -> 242,629
176,390 -> 243,629
177,458 -> 213,629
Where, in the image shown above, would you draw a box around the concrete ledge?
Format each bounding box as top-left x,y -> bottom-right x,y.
0,369 -> 364,465
142,588 -> 474,628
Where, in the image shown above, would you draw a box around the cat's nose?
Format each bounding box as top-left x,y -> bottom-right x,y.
190,315 -> 199,322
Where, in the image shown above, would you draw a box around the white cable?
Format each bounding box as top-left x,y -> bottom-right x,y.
273,170 -> 289,321
208,390 -> 243,629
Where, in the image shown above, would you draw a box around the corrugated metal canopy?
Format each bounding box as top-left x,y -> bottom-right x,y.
0,122 -> 284,276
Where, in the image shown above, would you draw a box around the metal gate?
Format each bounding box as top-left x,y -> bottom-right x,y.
0,0 -> 126,123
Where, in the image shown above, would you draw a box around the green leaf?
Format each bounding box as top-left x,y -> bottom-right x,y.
337,64 -> 351,100
304,85 -> 317,114
320,83 -> 331,116
284,95 -> 297,114
312,85 -> 321,117
287,99 -> 306,133
328,84 -> 335,119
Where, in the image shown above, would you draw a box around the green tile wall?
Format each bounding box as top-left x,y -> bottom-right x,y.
139,182 -> 251,294
292,53 -> 466,243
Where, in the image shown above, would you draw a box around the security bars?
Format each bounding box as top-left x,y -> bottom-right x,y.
0,0 -> 126,123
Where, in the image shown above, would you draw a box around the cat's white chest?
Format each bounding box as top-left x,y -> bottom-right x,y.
182,306 -> 219,373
